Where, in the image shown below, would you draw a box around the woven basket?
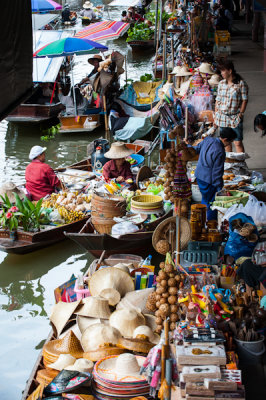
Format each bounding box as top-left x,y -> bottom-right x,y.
136,166 -> 154,188
131,194 -> 163,210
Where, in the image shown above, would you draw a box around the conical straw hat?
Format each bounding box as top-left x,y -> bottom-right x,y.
43,330 -> 83,359
59,322 -> 82,341
144,314 -> 157,332
109,309 -> 145,338
175,79 -> 191,97
36,368 -> 59,386
175,66 -> 193,76
75,296 -> 111,319
84,347 -> 126,362
94,353 -> 146,382
77,315 -> 107,334
81,323 -> 122,352
116,288 -> 154,314
197,62 -> 215,75
88,267 -> 134,298
104,142 -> 133,159
169,66 -> 182,75
65,358 -> 94,373
47,354 -> 76,371
50,300 -> 81,337
208,74 -> 221,87
133,325 -> 160,344
113,262 -> 132,274
99,288 -> 121,306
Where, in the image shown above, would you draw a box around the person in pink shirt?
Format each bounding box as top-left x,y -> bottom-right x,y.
25,146 -> 63,200
102,142 -> 133,183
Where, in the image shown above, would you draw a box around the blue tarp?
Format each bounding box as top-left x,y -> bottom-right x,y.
119,83 -> 163,111
114,116 -> 153,141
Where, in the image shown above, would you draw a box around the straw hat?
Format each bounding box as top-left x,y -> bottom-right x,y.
81,323 -> 122,352
133,326 -> 160,344
65,358 -> 94,373
144,314 -> 157,332
94,353 -> 146,382
104,142 -> 133,159
197,62 -> 215,75
88,54 -> 103,66
169,66 -> 182,75
99,288 -> 121,306
83,1 -> 93,9
113,262 -> 132,274
116,288 -> 154,314
208,74 -> 221,87
175,66 -> 193,76
77,315 -> 107,334
75,296 -> 111,319
152,216 -> 191,255
43,330 -> 83,365
47,354 -> 76,371
84,346 -> 126,362
50,300 -> 81,338
109,309 -> 145,338
36,368 -> 59,386
0,182 -> 25,203
88,267 -> 134,298
175,79 -> 191,97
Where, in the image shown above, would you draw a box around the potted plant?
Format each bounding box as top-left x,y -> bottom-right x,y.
0,206 -> 23,241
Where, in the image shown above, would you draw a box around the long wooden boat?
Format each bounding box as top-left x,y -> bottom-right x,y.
81,17 -> 102,25
59,112 -> 102,134
0,217 -> 88,255
65,210 -> 172,258
6,102 -> 64,124
127,39 -> 155,51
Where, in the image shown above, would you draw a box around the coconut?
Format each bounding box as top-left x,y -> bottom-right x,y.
168,278 -> 177,287
168,287 -> 178,296
170,313 -> 178,322
160,262 -> 165,270
156,240 -> 170,254
161,279 -> 168,287
158,270 -> 167,280
170,322 -> 176,331
165,264 -> 173,274
155,316 -> 163,325
170,304 -> 179,313
162,292 -> 169,298
168,295 -> 177,305
156,286 -> 164,295
159,303 -> 170,318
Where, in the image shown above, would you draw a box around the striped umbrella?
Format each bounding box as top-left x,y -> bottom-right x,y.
75,20 -> 130,42
31,0 -> 62,12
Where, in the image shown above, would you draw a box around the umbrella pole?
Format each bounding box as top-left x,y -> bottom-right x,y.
70,60 -> 77,117
103,95 -> 109,141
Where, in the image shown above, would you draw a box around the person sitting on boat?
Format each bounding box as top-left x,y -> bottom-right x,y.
103,142 -> 134,183
78,55 -> 103,86
62,4 -> 76,23
128,6 -> 144,22
25,146 -> 64,201
121,10 -> 128,22
79,1 -> 96,20
58,84 -> 87,115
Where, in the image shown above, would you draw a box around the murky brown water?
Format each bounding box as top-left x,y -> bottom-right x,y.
0,1 -> 154,398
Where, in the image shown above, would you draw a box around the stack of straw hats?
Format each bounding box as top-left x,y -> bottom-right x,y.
92,353 -> 150,400
50,300 -> 81,337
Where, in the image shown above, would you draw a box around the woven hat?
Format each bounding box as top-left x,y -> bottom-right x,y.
36,368 -> 59,386
84,346 -> 126,362
81,323 -> 122,352
175,79 -> 191,97
113,262 -> 132,274
43,330 -> 83,365
0,182 -> 25,203
77,315 -> 106,334
109,309 -> 145,338
83,1 -> 93,9
169,66 -> 182,75
29,145 -> 47,160
116,288 -> 154,314
208,74 -> 221,87
99,288 -> 121,306
65,358 -> 94,373
197,62 -> 214,75
175,66 -> 193,76
144,314 -> 157,332
50,300 -> 81,338
47,354 -> 76,371
75,296 -> 111,319
104,142 -> 133,159
88,54 -> 103,65
133,325 -> 160,344
152,216 -> 191,255
88,267 -> 134,298
94,353 -> 146,382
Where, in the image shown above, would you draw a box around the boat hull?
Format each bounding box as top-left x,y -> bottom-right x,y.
0,218 -> 88,254
127,40 -> 155,51
6,103 -> 64,123
59,113 -> 101,133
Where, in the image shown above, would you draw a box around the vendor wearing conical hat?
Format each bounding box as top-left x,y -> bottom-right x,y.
103,142 -> 133,183
79,1 -> 96,20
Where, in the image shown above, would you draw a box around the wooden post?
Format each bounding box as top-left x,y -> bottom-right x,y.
159,0 -> 163,42
154,31 -> 160,78
154,0 -> 159,48
171,37 -> 174,71
103,95 -> 109,140
162,32 -> 166,81
185,106 -> 188,139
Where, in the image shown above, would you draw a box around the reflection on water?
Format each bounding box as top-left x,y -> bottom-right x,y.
0,1 -> 155,398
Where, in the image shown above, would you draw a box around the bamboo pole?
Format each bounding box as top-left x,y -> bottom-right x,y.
171,37 -> 174,71
159,0 -> 163,42
103,95 -> 109,141
185,106 -> 188,139
154,0 -> 159,48
162,33 -> 166,81
165,359 -> 172,400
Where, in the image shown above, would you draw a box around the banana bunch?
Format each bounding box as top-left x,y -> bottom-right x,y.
56,206 -> 86,223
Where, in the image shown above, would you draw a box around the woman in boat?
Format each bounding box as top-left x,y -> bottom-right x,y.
58,85 -> 87,115
79,1 -> 96,20
78,55 -> 103,87
103,142 -> 134,183
25,146 -> 64,201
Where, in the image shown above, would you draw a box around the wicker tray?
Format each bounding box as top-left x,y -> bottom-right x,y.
131,194 -> 163,209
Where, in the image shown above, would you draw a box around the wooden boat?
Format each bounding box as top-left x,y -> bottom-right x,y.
0,217 -> 88,255
65,210 -> 172,258
59,112 -> 102,134
127,39 -> 155,51
6,102 -> 64,124
81,17 -> 102,25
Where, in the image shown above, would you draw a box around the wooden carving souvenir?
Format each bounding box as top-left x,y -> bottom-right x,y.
181,365 -> 221,383
176,345 -> 226,366
185,381 -> 215,396
204,378 -> 237,391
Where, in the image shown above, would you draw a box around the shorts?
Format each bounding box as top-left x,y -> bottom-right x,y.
220,121 -> 243,142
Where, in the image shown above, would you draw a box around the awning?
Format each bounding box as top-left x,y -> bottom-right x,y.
109,0 -> 140,6
33,30 -> 72,83
32,13 -> 58,30
75,20 -> 130,42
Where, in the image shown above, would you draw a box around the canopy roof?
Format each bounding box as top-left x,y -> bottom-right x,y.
32,13 -> 58,30
109,0 -> 139,6
33,30 -> 71,83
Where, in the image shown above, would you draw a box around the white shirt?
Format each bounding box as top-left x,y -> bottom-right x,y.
79,9 -> 96,19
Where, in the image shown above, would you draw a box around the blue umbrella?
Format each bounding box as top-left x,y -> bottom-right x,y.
31,0 -> 62,12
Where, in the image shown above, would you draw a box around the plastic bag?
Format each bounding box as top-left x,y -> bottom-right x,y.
49,209 -> 64,224
111,222 -> 139,238
224,213 -> 258,260
251,171 -> 264,185
252,242 -> 266,265
222,195 -> 266,226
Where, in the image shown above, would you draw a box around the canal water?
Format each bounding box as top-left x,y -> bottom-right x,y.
0,1 -> 155,398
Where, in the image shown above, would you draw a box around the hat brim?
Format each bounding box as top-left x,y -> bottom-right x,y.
88,56 -> 103,65
104,148 -> 134,159
94,354 -> 146,382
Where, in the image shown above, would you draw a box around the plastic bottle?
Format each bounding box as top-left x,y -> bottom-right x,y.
142,255 -> 152,266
